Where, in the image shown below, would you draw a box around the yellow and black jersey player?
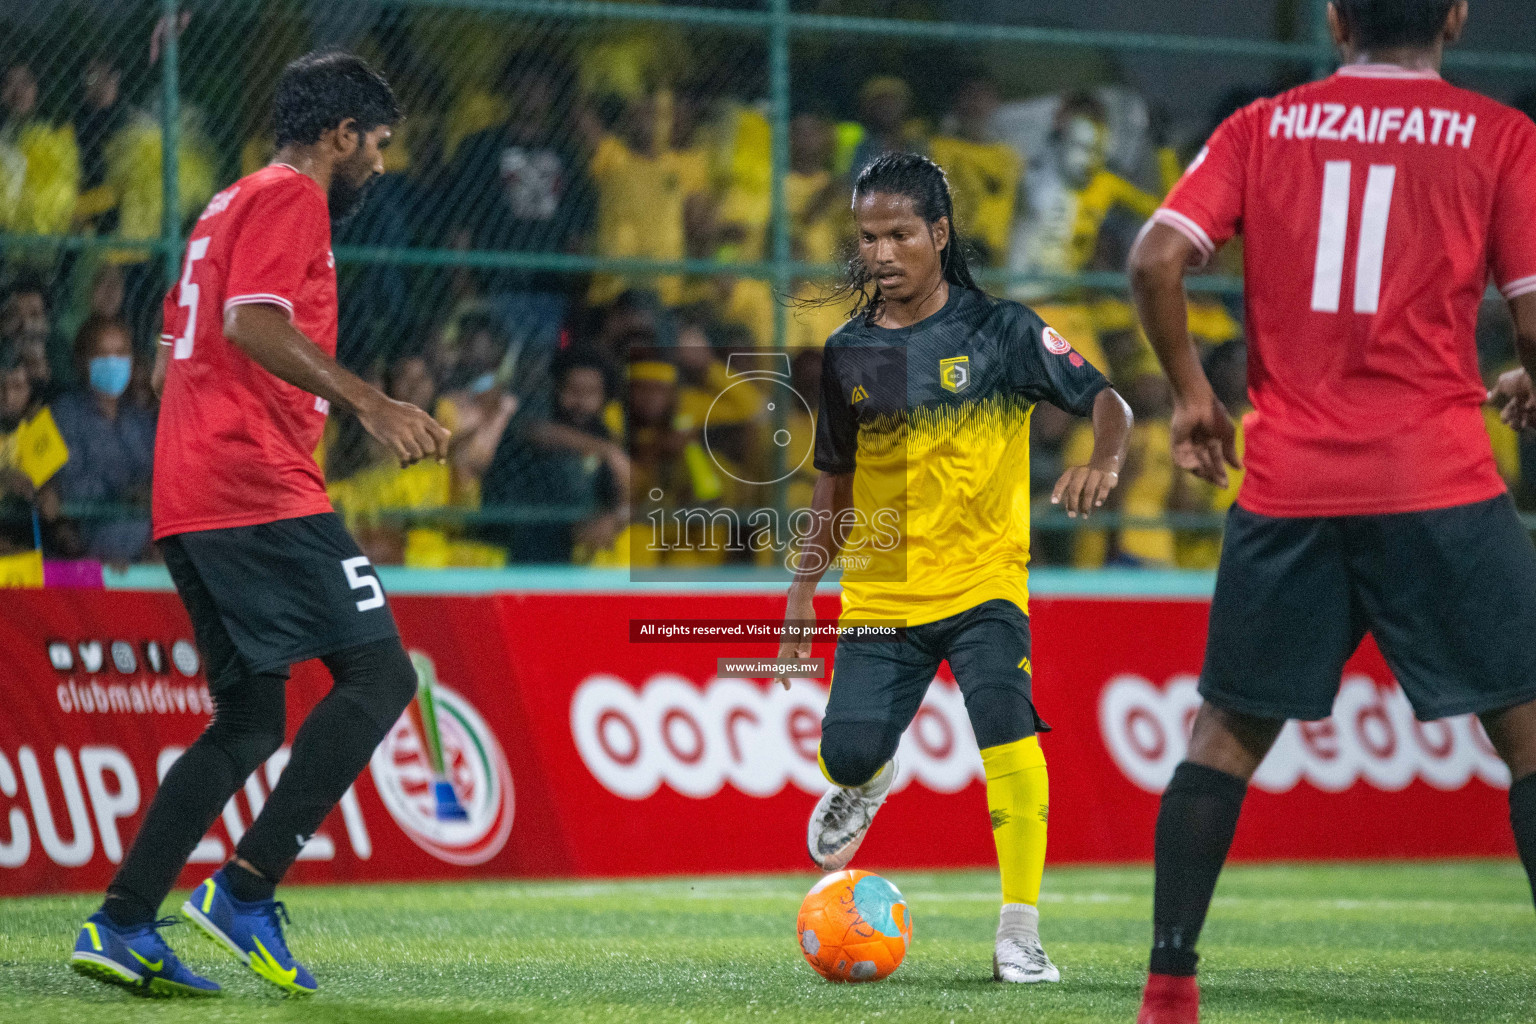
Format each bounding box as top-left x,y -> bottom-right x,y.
771,153 -> 1132,984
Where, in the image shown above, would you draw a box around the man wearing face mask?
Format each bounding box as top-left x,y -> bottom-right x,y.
1014,93 -> 1161,287
49,315 -> 155,563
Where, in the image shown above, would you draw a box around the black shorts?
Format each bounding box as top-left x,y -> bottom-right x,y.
160,512 -> 399,687
1202,495 -> 1536,722
823,599 -> 1047,740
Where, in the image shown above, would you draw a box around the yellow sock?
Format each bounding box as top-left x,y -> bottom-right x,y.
981,735 -> 1049,906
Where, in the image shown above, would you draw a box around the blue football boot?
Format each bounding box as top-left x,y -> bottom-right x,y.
181,868 -> 317,995
70,911 -> 221,997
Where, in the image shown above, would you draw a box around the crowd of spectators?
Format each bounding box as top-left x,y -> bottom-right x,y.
2,13 -> 1535,572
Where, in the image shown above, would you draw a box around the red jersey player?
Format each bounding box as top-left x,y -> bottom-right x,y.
1129,2 -> 1536,1021
70,53 -> 447,998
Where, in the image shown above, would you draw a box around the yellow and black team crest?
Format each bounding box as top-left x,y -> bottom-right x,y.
850,384 -> 869,404
939,356 -> 970,394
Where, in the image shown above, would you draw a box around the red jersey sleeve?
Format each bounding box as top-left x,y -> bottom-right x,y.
1490,114 -> 1536,302
222,178 -> 329,320
1154,103 -> 1258,266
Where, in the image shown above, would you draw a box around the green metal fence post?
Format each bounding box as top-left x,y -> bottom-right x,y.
1312,0 -> 1336,80
769,0 -> 791,354
160,0 -> 182,287
768,0 -> 792,516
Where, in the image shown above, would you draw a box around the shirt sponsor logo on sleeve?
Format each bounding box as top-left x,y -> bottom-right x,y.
198,185 -> 240,220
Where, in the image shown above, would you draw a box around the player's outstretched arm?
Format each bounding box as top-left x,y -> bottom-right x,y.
1052,387 -> 1131,518
1488,293 -> 1536,431
771,470 -> 853,690
224,303 -> 450,466
1129,221 -> 1241,487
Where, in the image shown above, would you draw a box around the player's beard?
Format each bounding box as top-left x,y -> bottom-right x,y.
328,160 -> 375,226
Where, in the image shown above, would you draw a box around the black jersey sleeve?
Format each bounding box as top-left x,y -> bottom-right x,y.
1006,304 -> 1111,417
813,343 -> 859,474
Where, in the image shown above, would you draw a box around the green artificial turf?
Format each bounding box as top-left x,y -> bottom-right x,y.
2,861 -> 1532,1022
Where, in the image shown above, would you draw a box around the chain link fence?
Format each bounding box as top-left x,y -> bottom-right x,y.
3,0 -> 1535,574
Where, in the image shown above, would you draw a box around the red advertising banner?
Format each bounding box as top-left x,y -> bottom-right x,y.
0,589 -> 1515,897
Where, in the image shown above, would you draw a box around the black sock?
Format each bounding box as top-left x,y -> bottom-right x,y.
1149,761 -> 1249,976
223,860 -> 276,903
236,639 -> 416,884
101,890 -> 159,929
102,677 -> 285,927
1510,773 -> 1536,909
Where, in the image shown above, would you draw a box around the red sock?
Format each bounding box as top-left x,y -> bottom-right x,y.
1137,973 -> 1199,1024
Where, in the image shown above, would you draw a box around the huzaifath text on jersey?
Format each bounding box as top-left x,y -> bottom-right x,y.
1268,104 -> 1476,148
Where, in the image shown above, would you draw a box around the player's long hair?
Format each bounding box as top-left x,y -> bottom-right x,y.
814,152 -> 985,326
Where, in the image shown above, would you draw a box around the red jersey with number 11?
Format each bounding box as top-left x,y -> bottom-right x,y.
153,164 -> 338,539
1156,64 -> 1536,517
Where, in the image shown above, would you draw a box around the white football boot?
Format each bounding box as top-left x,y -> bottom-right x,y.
806,758 -> 896,870
993,903 -> 1060,983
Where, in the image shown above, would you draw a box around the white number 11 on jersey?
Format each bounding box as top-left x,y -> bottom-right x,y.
1311,161 -> 1397,315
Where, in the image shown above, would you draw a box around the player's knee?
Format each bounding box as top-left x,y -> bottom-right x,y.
376,643 -> 418,720
819,723 -> 897,788
202,719 -> 284,778
325,638 -> 418,733
202,673 -> 287,775
239,727 -> 285,774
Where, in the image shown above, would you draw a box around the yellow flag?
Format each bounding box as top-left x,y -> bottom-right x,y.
0,549 -> 44,588
14,407 -> 69,489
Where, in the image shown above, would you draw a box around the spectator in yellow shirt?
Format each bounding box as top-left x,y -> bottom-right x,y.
73,56 -> 128,235
1014,92 -> 1159,282
98,104 -> 217,352
627,358 -> 728,566
0,60 -> 78,238
712,110 -> 854,348
327,351 -> 510,568
930,76 -> 1022,267
0,337 -> 67,579
788,113 -> 849,265
482,346 -> 628,564
1062,371 -> 1176,568
585,93 -> 713,307
785,112 -> 856,348
848,77 -> 924,177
